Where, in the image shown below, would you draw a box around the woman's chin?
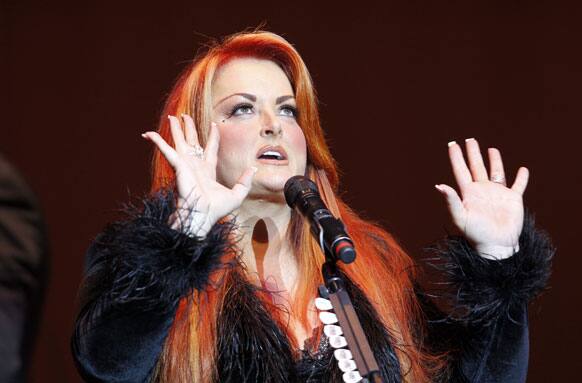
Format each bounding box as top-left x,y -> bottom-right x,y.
252,172 -> 293,194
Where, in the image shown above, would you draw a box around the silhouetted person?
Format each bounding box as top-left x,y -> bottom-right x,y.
0,154 -> 48,383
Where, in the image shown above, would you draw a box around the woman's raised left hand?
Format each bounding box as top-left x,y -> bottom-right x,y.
435,138 -> 529,260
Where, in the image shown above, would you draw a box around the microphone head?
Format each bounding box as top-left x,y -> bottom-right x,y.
284,175 -> 318,208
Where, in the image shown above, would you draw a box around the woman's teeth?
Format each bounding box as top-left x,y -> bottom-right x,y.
260,151 -> 283,160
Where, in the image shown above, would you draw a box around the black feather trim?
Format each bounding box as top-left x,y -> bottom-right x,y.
71,190 -> 237,382
81,189 -> 236,314
426,211 -> 554,326
213,269 -> 404,382
216,270 -> 298,383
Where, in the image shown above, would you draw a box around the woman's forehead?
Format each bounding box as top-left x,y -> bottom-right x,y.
212,57 -> 294,100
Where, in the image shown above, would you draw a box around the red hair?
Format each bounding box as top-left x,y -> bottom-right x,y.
150,30 -> 442,382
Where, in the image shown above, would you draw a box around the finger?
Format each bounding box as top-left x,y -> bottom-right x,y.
181,114 -> 199,146
231,167 -> 257,202
205,122 -> 220,166
511,166 -> 530,195
465,138 -> 489,181
435,184 -> 466,226
168,115 -> 188,152
488,148 -> 507,186
448,141 -> 473,194
142,132 -> 179,167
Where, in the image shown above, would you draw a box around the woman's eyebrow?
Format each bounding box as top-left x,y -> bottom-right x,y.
276,95 -> 294,104
214,93 -> 256,108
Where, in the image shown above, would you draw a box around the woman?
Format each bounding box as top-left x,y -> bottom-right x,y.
72,31 -> 553,382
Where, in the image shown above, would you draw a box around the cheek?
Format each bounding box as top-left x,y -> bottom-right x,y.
289,126 -> 307,164
216,118 -> 257,154
216,127 -> 237,158
215,127 -> 251,184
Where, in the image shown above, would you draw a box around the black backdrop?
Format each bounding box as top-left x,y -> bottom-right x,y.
1,1 -> 580,381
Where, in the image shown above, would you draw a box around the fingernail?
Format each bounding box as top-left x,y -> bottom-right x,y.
447,140 -> 456,147
141,133 -> 148,138
465,137 -> 475,142
167,115 -> 173,120
434,184 -> 443,191
211,122 -> 217,128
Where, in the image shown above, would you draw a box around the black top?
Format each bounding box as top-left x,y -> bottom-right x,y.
0,154 -> 49,383
71,191 -> 553,382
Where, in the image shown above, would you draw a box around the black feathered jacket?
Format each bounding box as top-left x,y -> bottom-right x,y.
71,192 -> 554,383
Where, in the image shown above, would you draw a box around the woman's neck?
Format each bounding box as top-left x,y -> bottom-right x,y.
234,198 -> 298,294
234,197 -> 320,350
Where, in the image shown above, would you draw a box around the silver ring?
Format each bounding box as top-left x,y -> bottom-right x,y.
491,174 -> 506,184
187,145 -> 204,159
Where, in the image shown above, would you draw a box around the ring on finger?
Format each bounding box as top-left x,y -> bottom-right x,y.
490,174 -> 506,184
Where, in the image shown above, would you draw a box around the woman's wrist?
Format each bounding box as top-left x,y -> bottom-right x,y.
168,207 -> 213,239
474,243 -> 520,260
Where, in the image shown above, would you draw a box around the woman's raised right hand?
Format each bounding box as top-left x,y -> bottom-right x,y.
142,114 -> 257,238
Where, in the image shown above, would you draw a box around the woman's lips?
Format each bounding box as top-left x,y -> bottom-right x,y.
256,158 -> 289,165
256,145 -> 289,165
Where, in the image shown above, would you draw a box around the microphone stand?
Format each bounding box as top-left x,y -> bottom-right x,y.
318,236 -> 384,383
283,175 -> 383,382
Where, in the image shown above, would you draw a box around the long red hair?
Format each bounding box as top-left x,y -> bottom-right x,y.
149,30 -> 441,382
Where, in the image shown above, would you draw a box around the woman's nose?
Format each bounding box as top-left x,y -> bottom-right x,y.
260,112 -> 283,137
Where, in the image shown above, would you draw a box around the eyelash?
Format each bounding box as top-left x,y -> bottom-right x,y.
226,103 -> 298,119
280,105 -> 298,118
228,103 -> 253,117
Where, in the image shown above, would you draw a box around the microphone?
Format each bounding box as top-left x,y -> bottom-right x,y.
284,176 -> 356,264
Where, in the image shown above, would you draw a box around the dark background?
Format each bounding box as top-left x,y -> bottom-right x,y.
2,1 -> 580,381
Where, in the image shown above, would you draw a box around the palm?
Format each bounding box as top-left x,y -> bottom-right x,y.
174,156 -> 246,228
143,115 -> 255,236
436,139 -> 529,259
460,182 -> 523,248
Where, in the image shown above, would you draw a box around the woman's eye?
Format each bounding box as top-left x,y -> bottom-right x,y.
231,104 -> 254,116
279,105 -> 298,118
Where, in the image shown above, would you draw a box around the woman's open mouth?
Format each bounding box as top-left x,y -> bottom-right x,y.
256,145 -> 289,165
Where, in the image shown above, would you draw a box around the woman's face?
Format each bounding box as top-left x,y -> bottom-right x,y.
211,58 -> 307,200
